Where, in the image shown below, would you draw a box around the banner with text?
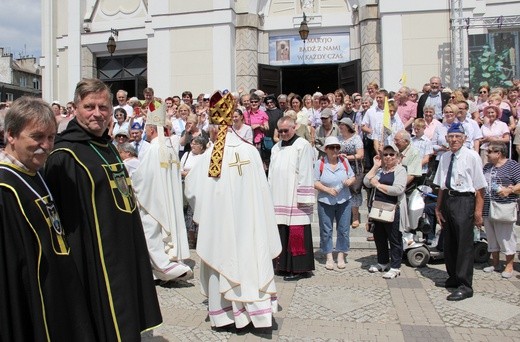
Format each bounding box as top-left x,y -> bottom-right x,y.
269,33 -> 350,66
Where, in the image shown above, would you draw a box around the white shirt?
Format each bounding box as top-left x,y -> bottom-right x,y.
433,146 -> 487,192
361,106 -> 384,140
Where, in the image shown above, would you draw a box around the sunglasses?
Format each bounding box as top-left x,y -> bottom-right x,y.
115,135 -> 127,138
250,100 -> 259,103
326,145 -> 341,150
266,101 -> 275,105
480,91 -> 487,94
354,98 -> 361,101
383,153 -> 396,157
278,129 -> 290,134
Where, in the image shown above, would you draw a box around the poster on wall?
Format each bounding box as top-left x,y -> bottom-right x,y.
269,33 -> 350,66
468,31 -> 518,91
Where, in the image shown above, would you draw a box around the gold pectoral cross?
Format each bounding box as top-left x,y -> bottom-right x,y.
228,152 -> 250,176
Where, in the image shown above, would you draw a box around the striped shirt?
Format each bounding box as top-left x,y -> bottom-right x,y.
482,159 -> 520,216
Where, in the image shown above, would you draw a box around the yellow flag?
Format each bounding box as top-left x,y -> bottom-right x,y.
399,73 -> 407,86
383,96 -> 391,131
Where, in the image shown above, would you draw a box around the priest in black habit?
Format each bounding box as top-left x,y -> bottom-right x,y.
45,79 -> 162,341
0,97 -> 95,341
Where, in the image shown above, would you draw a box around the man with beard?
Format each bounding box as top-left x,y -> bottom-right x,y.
417,76 -> 450,119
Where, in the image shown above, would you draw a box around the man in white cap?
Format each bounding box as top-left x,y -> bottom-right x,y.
132,105 -> 193,282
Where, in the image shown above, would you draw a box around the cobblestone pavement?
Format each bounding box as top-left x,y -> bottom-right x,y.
143,248 -> 520,342
143,196 -> 520,341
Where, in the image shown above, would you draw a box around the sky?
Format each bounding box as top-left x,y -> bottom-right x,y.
0,0 -> 41,59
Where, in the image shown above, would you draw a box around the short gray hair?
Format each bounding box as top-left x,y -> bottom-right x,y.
5,96 -> 56,144
117,142 -> 138,157
74,78 -> 113,106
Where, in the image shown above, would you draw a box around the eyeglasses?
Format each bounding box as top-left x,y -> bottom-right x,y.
383,153 -> 396,157
278,129 -> 290,134
487,150 -> 499,154
326,145 -> 341,150
266,101 -> 275,105
354,98 -> 361,101
410,93 -> 418,96
250,100 -> 259,103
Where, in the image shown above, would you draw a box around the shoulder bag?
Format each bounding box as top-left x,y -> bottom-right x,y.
367,179 -> 397,223
489,200 -> 518,223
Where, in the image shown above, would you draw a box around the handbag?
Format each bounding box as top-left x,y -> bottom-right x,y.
369,200 -> 397,223
349,157 -> 364,194
261,136 -> 274,152
489,200 -> 518,222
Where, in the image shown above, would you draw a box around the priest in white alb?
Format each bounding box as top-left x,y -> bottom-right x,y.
269,116 -> 316,281
132,105 -> 193,281
184,91 -> 281,328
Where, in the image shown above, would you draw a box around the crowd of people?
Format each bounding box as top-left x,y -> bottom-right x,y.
1,75 -> 520,339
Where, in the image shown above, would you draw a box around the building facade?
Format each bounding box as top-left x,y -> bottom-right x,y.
41,0 -> 520,104
0,48 -> 42,102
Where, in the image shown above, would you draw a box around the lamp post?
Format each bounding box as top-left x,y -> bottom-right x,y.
107,28 -> 119,56
299,13 -> 309,64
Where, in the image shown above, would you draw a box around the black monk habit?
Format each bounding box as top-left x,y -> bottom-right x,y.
0,163 -> 95,341
44,119 -> 162,341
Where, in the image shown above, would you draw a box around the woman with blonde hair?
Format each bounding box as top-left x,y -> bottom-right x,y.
480,104 -> 510,164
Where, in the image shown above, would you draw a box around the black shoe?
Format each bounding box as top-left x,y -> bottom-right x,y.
283,273 -> 302,281
447,289 -> 473,301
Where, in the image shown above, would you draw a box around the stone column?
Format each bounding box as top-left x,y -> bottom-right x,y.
359,3 -> 381,92
235,12 -> 260,92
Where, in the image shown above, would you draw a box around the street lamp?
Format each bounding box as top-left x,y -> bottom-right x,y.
107,28 -> 119,56
299,13 -> 309,64
299,13 -> 309,42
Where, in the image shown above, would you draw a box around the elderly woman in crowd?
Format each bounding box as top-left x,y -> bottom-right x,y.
482,142 -> 520,278
232,108 -> 253,143
117,142 -> 140,177
338,117 -> 364,228
314,136 -> 355,270
363,144 -> 408,279
172,103 -> 191,136
421,105 -> 442,140
480,105 -> 510,164
109,107 -> 129,138
180,135 -> 209,248
432,104 -> 459,165
180,114 -> 209,157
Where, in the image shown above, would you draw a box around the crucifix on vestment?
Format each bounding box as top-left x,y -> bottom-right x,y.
228,152 -> 250,176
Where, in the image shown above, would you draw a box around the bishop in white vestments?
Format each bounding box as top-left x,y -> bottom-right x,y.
185,92 -> 281,328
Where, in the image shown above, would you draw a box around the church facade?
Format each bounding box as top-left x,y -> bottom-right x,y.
41,0 -> 520,103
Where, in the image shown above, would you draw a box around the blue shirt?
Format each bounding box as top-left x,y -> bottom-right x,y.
314,156 -> 354,205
